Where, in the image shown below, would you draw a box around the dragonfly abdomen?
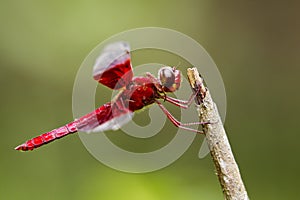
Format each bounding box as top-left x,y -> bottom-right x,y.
15,122 -> 78,151
15,103 -> 114,151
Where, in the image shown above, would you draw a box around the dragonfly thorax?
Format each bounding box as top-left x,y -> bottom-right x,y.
119,77 -> 158,111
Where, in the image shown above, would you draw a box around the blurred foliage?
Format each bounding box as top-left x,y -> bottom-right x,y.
1,0 -> 300,199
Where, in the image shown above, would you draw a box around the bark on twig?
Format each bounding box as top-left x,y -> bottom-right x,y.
187,68 -> 249,200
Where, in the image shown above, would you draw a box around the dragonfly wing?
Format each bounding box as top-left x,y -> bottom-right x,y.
93,41 -> 133,90
77,102 -> 134,133
91,111 -> 134,132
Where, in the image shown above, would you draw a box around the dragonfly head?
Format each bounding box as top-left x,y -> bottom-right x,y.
158,66 -> 181,92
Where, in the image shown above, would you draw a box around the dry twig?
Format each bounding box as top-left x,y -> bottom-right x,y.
187,68 -> 249,200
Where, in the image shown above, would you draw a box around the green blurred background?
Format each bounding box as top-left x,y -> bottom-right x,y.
1,0 -> 299,199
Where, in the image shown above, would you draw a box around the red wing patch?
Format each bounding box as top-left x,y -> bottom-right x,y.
93,42 -> 133,90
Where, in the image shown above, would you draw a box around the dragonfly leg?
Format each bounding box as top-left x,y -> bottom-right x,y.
155,100 -> 207,134
164,87 -> 200,109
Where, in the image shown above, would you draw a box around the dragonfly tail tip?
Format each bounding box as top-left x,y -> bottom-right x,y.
15,144 -> 26,151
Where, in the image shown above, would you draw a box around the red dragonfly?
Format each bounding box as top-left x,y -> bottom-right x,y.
15,42 -> 206,151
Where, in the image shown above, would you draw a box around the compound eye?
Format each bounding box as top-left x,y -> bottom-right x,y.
159,67 -> 175,88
